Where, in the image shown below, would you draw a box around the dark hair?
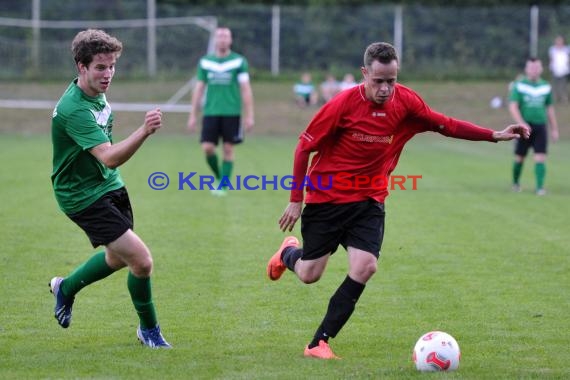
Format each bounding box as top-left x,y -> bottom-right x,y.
363,42 -> 398,68
71,29 -> 123,67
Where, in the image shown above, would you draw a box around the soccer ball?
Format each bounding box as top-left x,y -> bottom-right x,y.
412,331 -> 461,372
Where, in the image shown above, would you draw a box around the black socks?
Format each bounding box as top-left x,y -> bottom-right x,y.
309,275 -> 365,348
281,246 -> 303,271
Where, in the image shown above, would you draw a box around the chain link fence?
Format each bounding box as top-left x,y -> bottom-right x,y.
1,1 -> 570,81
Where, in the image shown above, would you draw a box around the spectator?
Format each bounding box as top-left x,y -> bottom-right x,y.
548,35 -> 570,103
320,74 -> 340,103
338,72 -> 358,91
294,72 -> 319,108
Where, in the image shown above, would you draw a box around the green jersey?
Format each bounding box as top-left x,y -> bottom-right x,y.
509,77 -> 552,124
196,51 -> 249,116
51,79 -> 124,214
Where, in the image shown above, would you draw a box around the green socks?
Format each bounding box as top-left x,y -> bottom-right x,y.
512,161 -> 523,185
217,160 -> 234,190
221,160 -> 233,182
512,161 -> 546,191
127,272 -> 158,329
60,251 -> 114,298
58,251 -> 158,329
535,162 -> 546,190
206,154 -> 233,188
206,154 -> 220,179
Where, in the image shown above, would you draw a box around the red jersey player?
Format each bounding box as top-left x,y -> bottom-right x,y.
266,42 -> 530,360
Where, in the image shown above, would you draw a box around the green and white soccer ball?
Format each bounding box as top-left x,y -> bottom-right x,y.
412,331 -> 461,372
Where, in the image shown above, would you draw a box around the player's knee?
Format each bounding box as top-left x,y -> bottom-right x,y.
297,266 -> 323,284
296,257 -> 328,284
366,261 -> 378,277
202,144 -> 216,155
222,147 -> 234,160
364,261 -> 378,277
299,272 -> 322,284
132,252 -> 154,277
352,261 -> 377,283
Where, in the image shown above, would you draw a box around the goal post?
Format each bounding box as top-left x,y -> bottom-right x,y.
0,3 -> 217,113
0,14 -> 217,78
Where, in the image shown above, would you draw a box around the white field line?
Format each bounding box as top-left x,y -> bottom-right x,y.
0,99 -> 191,113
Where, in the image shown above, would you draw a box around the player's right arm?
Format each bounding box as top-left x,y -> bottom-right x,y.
279,100 -> 342,232
90,108 -> 162,169
508,100 -> 527,127
278,142 -> 311,232
507,82 -> 529,127
187,80 -> 206,132
279,201 -> 303,232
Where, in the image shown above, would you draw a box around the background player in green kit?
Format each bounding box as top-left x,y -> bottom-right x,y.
509,57 -> 560,195
187,27 -> 255,195
50,29 -> 171,348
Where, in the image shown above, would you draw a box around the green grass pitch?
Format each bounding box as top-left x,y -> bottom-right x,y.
0,80 -> 569,379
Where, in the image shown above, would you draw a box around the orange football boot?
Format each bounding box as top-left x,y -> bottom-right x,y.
304,340 -> 340,359
266,236 -> 300,280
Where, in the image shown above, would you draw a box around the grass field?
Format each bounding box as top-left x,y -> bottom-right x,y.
1,80 -> 569,379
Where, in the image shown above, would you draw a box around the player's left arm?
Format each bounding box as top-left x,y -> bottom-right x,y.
90,108 -> 162,169
547,104 -> 559,143
239,74 -> 254,131
491,124 -> 531,141
408,89 -> 529,142
445,117 -> 529,142
421,108 -> 529,142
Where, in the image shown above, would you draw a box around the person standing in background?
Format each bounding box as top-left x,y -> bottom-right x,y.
320,74 -> 340,104
548,35 -> 570,103
294,72 -> 319,107
338,72 -> 358,92
187,27 -> 255,196
509,57 -> 559,195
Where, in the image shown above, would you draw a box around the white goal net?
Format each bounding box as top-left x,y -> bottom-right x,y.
0,7 -> 216,113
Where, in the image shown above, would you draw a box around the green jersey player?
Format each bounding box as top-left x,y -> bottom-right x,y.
187,27 -> 255,195
509,57 -> 559,195
50,29 -> 171,348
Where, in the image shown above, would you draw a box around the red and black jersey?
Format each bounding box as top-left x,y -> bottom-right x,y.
291,83 -> 495,204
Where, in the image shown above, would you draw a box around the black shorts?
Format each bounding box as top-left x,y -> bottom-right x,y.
300,200 -> 386,260
67,187 -> 134,248
515,122 -> 547,156
201,115 -> 243,145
